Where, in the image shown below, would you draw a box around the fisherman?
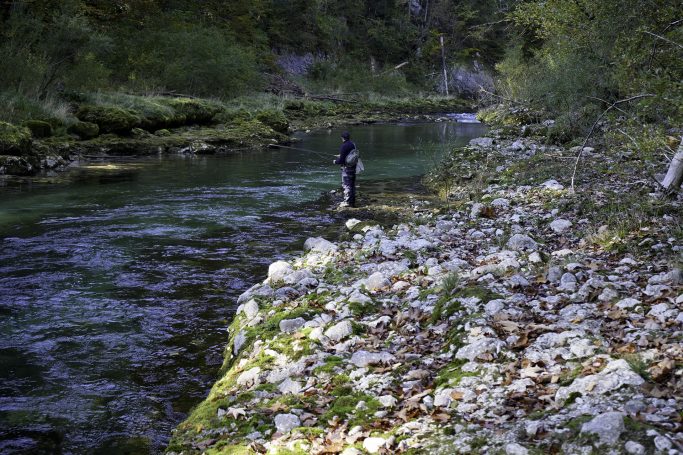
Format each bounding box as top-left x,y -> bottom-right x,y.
333,131 -> 357,208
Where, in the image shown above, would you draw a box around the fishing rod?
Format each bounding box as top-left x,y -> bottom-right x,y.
268,144 -> 330,159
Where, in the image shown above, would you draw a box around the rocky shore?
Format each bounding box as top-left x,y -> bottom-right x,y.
167,121 -> 682,454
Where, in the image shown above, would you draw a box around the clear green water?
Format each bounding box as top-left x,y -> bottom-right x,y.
0,120 -> 485,454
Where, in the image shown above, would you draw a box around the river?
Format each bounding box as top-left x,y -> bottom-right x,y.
0,120 -> 486,454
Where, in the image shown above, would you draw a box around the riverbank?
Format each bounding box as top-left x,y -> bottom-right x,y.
167,114 -> 682,454
0,93 -> 470,176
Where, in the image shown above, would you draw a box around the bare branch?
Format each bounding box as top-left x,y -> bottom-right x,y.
642,30 -> 683,50
570,94 -> 655,193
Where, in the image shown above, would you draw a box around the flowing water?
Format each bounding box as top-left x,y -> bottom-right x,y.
0,120 -> 486,454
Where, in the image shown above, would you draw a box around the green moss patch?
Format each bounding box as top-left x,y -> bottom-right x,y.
0,122 -> 32,156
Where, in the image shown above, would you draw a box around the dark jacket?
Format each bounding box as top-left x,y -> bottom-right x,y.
334,140 -> 356,167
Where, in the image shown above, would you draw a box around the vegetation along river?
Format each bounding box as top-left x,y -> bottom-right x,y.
0,120 -> 486,454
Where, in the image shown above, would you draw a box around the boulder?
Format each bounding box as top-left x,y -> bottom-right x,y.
76,105 -> 140,134
0,122 -> 32,156
22,120 -> 52,138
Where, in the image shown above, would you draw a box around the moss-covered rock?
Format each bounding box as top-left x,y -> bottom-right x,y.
75,105 -> 141,134
0,122 -> 32,156
67,121 -> 100,139
22,120 -> 53,138
256,109 -> 290,134
157,98 -> 223,124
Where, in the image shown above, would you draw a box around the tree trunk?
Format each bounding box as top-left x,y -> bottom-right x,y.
661,136 -> 683,192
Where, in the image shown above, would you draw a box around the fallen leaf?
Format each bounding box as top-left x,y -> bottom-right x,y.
450,391 -> 464,400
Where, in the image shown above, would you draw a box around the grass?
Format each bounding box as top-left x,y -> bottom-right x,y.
622,353 -> 651,381
434,358 -> 478,387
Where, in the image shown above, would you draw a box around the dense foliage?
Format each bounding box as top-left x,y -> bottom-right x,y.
1,0 -> 680,137
497,0 -> 682,130
0,0 -> 509,106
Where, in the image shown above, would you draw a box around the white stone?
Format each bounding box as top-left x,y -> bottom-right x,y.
279,317 -> 306,333
349,290 -> 372,304
624,441 -> 645,454
274,413 -> 300,433
365,272 -> 391,292
303,237 -> 337,253
484,299 -> 506,316
268,260 -> 293,282
433,388 -> 454,408
363,437 -> 387,454
341,449 -> 362,455
350,350 -> 394,367
233,330 -> 247,355
616,298 -> 640,309
278,377 -> 303,395
470,137 -> 494,148
654,435 -> 672,451
528,252 -> 542,263
506,234 -> 538,251
648,303 -> 676,323
556,359 -> 644,403
541,179 -> 564,190
346,218 -> 362,230
470,202 -> 486,219
550,219 -> 572,234
325,320 -> 354,342
455,338 -> 505,361
581,412 -> 625,446
505,443 -> 529,455
236,367 -> 261,388
491,198 -> 510,208
378,395 -> 398,408
241,299 -> 259,320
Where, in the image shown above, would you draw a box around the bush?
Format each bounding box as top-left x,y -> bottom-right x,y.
131,27 -> 262,98
255,110 -> 289,134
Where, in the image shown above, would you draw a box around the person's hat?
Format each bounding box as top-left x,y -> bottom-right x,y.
341,131 -> 350,140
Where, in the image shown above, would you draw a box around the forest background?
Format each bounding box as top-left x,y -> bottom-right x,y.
0,0 -> 681,146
